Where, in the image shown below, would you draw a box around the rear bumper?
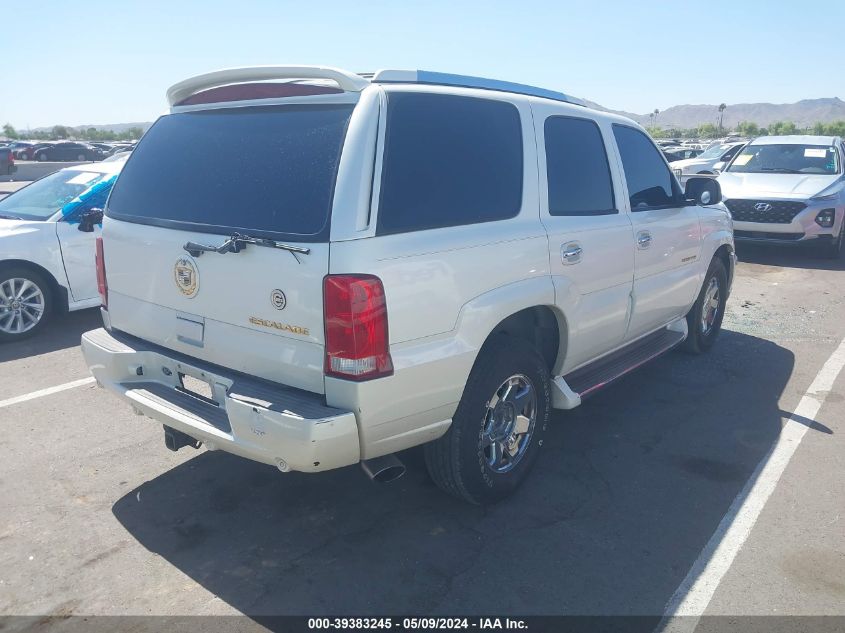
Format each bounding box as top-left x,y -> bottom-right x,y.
81,328 -> 360,473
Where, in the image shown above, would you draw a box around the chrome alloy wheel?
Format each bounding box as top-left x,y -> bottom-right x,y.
481,374 -> 537,473
0,278 -> 45,335
701,276 -> 721,336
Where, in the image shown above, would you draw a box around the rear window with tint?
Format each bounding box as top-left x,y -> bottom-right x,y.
106,104 -> 354,241
377,92 -> 523,235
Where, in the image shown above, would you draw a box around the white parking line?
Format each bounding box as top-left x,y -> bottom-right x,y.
660,334 -> 845,631
0,376 -> 96,409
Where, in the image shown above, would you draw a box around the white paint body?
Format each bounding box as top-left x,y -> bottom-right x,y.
0,160 -> 126,311
81,68 -> 735,472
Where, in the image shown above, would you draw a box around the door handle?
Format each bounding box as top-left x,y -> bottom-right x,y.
561,242 -> 583,265
637,231 -> 652,249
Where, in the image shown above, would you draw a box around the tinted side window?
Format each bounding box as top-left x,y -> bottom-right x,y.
612,124 -> 680,210
377,92 -> 523,235
544,116 -> 615,216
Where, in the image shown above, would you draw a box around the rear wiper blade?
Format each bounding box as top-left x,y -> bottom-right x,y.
184,233 -> 310,263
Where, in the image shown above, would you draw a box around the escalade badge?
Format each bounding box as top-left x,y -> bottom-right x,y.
754,202 -> 773,212
174,257 -> 199,298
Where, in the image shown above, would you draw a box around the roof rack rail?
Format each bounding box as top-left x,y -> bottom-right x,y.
371,70 -> 585,107
166,65 -> 370,107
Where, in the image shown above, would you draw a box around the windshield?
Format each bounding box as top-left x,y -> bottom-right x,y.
698,143 -> 733,160
727,144 -> 840,175
106,104 -> 355,242
0,170 -> 108,221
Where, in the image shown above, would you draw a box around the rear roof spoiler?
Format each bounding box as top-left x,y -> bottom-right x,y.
166,65 -> 371,107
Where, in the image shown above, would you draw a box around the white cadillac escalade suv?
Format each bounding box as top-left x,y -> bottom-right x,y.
81,66 -> 735,504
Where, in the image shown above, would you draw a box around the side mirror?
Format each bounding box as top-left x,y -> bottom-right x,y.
77,207 -> 104,233
685,177 -> 722,206
712,161 -> 726,172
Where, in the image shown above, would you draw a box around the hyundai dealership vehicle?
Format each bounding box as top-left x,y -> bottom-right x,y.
719,136 -> 844,257
0,158 -> 126,340
81,66 -> 734,504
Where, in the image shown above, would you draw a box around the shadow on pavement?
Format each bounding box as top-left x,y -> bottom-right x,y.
112,330 -> 810,616
736,243 -> 845,272
0,308 -> 101,363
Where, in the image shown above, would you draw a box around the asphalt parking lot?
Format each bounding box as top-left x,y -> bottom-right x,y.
1,246 -> 844,625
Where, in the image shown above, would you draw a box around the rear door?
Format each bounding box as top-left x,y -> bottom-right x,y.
532,105 -> 635,371
611,124 -> 702,340
103,101 -> 357,394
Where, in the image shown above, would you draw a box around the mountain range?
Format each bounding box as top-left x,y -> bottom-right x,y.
31,97 -> 845,134
584,97 -> 845,129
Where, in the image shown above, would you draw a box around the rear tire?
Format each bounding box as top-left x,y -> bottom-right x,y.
682,258 -> 728,354
0,266 -> 53,342
425,335 -> 551,504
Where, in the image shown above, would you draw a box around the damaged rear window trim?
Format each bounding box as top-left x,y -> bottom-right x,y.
103,212 -> 331,244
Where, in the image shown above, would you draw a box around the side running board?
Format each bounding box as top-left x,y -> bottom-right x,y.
551,321 -> 687,410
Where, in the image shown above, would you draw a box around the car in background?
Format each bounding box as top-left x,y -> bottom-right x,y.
7,141 -> 36,159
32,142 -> 105,162
0,157 -> 127,340
0,148 -> 15,175
663,146 -> 702,162
106,143 -> 135,156
15,142 -> 53,161
719,135 -> 844,258
672,141 -> 747,178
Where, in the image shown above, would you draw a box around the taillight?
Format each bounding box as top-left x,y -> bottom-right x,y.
95,237 -> 108,309
7,153 -> 13,165
324,275 -> 393,381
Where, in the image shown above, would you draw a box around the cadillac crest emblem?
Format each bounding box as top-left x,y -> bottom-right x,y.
174,257 -> 199,298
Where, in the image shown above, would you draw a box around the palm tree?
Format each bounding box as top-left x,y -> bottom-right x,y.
653,109 -> 660,126
718,103 -> 727,133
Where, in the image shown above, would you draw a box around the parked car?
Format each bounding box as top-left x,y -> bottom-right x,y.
7,141 -> 36,159
32,142 -> 104,162
672,141 -> 747,178
80,66 -> 734,504
718,135 -> 844,257
664,146 -> 702,162
106,143 -> 135,156
0,157 -> 127,340
15,142 -> 52,161
0,147 -> 15,175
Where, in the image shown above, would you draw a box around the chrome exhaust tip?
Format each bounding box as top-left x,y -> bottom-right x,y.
360,454 -> 406,483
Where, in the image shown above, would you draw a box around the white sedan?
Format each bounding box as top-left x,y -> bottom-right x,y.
0,157 -> 127,341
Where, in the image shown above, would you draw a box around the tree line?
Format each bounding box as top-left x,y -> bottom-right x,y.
2,123 -> 144,142
647,120 -> 845,140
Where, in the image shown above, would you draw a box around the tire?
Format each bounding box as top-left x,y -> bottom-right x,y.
36,153 -> 46,162
0,266 -> 53,342
77,154 -> 86,161
819,223 -> 844,259
425,335 -> 551,504
682,258 -> 728,354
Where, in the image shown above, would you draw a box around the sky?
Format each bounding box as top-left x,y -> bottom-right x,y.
3,0 -> 844,129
